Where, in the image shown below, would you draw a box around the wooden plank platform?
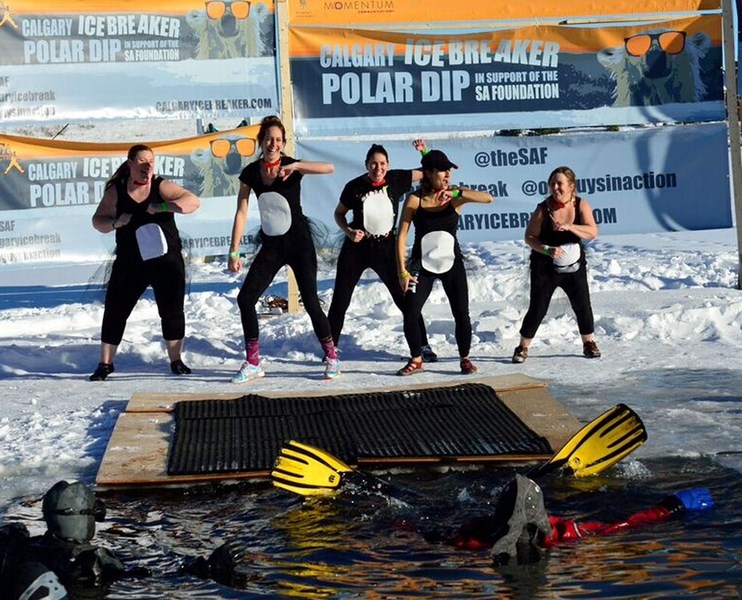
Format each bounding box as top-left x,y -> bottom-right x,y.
96,375 -> 581,489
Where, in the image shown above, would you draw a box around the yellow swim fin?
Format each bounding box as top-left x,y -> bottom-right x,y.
531,403 -> 647,478
271,404 -> 647,497
270,440 -> 354,497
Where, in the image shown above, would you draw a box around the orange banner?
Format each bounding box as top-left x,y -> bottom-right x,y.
3,0 -> 274,15
289,19 -> 722,58
0,125 -> 262,266
288,0 -> 719,27
0,125 -> 260,209
288,16 -> 724,131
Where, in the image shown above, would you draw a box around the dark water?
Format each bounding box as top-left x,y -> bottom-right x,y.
20,455 -> 733,599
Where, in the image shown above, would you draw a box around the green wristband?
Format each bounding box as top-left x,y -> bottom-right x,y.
161,202 -> 169,212
451,189 -> 461,198
228,251 -> 240,259
541,245 -> 551,255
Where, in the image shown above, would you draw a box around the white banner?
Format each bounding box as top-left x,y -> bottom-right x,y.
0,123 -> 731,286
297,122 -> 732,242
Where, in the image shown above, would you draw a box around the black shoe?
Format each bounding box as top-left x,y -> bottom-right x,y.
171,359 -> 192,375
512,346 -> 528,364
89,362 -> 114,381
583,341 -> 601,359
421,344 -> 438,363
489,475 -> 551,566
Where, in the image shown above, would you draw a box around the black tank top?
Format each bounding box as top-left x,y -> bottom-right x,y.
531,196 -> 584,265
113,176 -> 182,260
411,201 -> 461,262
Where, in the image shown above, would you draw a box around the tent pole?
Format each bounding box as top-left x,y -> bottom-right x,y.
276,0 -> 300,312
722,0 -> 742,289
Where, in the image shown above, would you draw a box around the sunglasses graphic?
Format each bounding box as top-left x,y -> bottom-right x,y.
205,0 -> 251,19
210,137 -> 257,158
624,31 -> 686,57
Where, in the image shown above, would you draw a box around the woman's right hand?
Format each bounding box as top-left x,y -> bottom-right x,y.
114,213 -> 132,229
346,227 -> 365,243
399,271 -> 417,292
436,188 -> 453,206
227,255 -> 242,272
412,139 -> 427,153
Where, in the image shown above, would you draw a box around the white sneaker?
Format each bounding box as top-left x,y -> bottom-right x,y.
231,361 -> 265,384
324,357 -> 340,380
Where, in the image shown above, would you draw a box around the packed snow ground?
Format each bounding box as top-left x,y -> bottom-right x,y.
0,228 -> 741,511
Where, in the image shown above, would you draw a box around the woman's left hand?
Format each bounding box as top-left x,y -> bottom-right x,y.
550,214 -> 572,232
278,163 -> 299,180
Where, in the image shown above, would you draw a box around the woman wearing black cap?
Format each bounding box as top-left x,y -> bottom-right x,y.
395,148 -> 492,376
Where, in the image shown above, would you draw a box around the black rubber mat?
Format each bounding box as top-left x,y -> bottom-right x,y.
167,383 -> 552,475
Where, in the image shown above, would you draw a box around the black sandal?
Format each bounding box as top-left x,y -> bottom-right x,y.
89,362 -> 114,381
170,359 -> 192,375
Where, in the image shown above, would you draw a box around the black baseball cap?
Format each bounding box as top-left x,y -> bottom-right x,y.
421,149 -> 458,171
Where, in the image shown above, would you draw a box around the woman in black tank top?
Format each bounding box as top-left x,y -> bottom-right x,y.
512,165 -> 600,364
89,144 -> 201,381
395,148 -> 492,376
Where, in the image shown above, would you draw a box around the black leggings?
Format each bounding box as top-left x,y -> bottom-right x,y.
328,236 -> 428,347
101,252 -> 186,345
403,256 -> 471,359
519,262 -> 595,339
237,234 -> 331,343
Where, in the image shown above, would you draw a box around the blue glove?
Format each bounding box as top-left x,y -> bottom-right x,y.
674,488 -> 714,512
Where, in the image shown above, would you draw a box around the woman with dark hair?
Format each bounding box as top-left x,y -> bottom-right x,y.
227,115 -> 338,382
396,148 -> 492,376
89,144 -> 201,381
327,140 -> 436,361
512,165 -> 600,363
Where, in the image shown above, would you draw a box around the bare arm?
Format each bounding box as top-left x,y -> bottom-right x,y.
334,201 -> 364,242
92,186 -> 127,233
154,180 -> 201,214
450,187 -> 493,210
280,160 -> 334,179
410,139 -> 427,183
227,181 -> 252,272
552,198 -> 598,241
396,194 -> 420,291
524,205 -> 549,255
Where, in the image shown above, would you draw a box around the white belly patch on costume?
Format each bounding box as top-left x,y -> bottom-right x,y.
362,189 -> 395,236
135,223 -> 168,261
258,191 -> 292,236
421,230 -> 455,273
553,242 -> 581,273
